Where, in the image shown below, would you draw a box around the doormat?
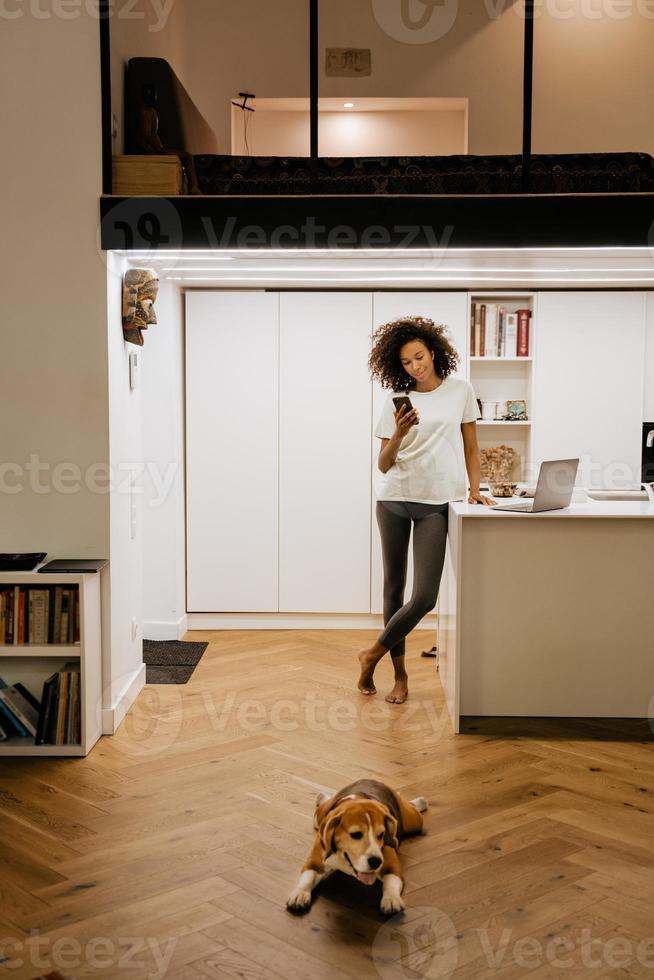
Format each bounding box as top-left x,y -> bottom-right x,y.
143,639 -> 208,684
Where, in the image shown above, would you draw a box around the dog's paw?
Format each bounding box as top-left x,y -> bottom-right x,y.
286,889 -> 312,913
380,894 -> 406,915
411,795 -> 428,812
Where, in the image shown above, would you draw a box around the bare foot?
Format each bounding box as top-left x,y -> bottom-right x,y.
385,676 -> 409,704
357,649 -> 377,695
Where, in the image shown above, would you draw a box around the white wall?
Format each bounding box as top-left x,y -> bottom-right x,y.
232,107 -> 466,156
103,264 -> 186,729
140,280 -> 187,640
0,9 -> 109,559
0,4 -> 115,721
105,253 -> 146,729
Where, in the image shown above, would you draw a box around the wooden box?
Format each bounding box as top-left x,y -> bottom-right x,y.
112,154 -> 183,196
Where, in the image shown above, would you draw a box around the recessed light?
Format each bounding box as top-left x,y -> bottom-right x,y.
343,102 -> 355,108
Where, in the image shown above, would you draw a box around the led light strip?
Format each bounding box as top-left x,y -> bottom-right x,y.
122,245 -> 654,255
167,275 -> 654,283
158,266 -> 654,274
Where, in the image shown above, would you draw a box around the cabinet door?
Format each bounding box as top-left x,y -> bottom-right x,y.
186,291 -> 279,611
532,292 -> 645,490
279,293 -> 373,612
370,293 -> 469,615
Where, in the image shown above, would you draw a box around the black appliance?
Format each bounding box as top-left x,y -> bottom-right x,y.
642,423 -> 654,483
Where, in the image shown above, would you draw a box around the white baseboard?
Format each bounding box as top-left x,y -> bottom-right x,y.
102,663 -> 146,735
143,614 -> 189,641
186,612 -> 437,630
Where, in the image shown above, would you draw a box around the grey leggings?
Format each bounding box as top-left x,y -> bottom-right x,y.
376,500 -> 449,658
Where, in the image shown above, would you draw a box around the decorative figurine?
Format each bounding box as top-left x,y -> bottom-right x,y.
122,269 -> 159,346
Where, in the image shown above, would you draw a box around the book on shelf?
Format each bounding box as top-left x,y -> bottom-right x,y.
0,585 -> 80,645
0,664 -> 81,745
470,302 -> 530,357
516,308 -> 531,356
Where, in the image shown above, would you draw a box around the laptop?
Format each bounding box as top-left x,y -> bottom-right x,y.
491,458 -> 580,513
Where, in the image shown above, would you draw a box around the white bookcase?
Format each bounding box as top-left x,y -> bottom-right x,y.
0,570 -> 103,756
467,292 -> 536,483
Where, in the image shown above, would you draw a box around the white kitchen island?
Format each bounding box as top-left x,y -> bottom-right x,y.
437,499 -> 654,733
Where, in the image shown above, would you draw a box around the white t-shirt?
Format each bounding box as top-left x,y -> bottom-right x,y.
373,377 -> 480,505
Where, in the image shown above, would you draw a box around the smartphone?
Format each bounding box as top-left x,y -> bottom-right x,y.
392,395 -> 418,426
392,395 -> 414,413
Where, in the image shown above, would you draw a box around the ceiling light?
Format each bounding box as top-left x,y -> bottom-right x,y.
343,102 -> 355,108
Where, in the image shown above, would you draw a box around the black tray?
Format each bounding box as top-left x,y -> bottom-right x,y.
0,552 -> 47,571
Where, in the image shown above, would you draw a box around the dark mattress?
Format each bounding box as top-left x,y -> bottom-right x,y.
192,152 -> 654,196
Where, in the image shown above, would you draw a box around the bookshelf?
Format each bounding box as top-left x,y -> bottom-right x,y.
467,292 -> 536,482
0,570 -> 103,756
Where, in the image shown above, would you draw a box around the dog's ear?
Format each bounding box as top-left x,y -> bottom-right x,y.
384,812 -> 399,850
320,811 -> 342,857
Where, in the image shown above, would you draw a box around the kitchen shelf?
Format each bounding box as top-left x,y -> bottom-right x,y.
470,356 -> 532,362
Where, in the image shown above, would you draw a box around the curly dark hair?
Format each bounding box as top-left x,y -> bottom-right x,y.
368,315 -> 460,391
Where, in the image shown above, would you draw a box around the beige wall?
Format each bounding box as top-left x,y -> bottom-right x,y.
0,8 -> 109,559
532,8 -> 654,154
111,0 -> 654,158
232,108 -> 467,156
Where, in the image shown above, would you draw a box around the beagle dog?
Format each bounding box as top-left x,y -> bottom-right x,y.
286,778 -> 427,916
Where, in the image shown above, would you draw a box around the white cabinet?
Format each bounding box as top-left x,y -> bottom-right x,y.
279,293 -> 373,612
185,291 -> 280,611
370,293 -> 469,615
186,289 -> 648,618
532,292 -> 645,490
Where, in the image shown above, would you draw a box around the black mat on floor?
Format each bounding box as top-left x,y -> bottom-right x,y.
143,639 -> 208,684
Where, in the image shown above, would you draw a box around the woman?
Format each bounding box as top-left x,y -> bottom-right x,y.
357,315 -> 495,704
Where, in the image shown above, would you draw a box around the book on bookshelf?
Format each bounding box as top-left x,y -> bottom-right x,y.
516,308 -> 531,356
0,664 -> 81,745
484,304 -> 498,357
470,302 -> 530,357
0,585 -> 80,645
505,313 -> 518,357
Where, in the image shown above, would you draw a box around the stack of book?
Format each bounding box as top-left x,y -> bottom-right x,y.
0,585 -> 80,645
470,303 -> 531,357
0,663 -> 81,744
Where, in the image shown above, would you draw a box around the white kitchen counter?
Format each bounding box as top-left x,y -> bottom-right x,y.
451,500 -> 654,519
437,498 -> 654,732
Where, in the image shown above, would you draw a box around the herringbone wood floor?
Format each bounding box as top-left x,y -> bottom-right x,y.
1,630 -> 654,979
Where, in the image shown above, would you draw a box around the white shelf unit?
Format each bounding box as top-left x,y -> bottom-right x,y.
467,292 -> 536,482
0,570 -> 103,756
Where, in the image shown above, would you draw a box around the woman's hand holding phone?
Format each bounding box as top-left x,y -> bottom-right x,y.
393,402 -> 419,439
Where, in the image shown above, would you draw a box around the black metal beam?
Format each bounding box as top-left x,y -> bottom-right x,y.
100,193 -> 654,250
522,0 -> 535,192
310,0 -> 319,177
99,0 -> 112,194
